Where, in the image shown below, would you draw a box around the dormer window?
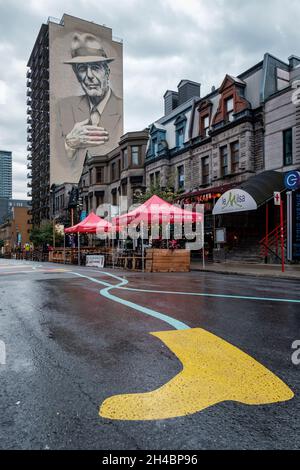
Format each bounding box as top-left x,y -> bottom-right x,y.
176,128 -> 184,148
146,124 -> 167,159
174,114 -> 187,149
153,138 -> 158,156
225,97 -> 234,122
202,115 -> 210,137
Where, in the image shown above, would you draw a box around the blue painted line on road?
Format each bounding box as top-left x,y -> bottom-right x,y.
117,287 -> 300,304
71,272 -> 189,331
70,269 -> 300,333
93,270 -> 300,305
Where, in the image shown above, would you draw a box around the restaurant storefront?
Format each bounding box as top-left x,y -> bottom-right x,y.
177,183 -> 238,259
212,171 -> 286,261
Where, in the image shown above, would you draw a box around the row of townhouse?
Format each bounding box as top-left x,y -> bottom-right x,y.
145,53 -> 300,260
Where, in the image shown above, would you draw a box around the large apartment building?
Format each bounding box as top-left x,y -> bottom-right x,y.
27,14 -> 123,226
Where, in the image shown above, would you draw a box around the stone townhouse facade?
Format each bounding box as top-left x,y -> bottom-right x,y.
78,130 -> 149,217
145,53 -> 300,257
264,56 -> 300,173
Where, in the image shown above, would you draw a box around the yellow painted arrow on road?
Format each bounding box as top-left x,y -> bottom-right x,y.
100,328 -> 294,421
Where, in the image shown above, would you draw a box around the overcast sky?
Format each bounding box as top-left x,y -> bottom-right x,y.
0,0 -> 300,199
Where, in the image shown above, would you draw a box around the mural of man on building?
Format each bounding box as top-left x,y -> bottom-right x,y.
56,32 -> 123,182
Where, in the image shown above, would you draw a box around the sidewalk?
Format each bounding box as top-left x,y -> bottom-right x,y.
191,261 -> 300,280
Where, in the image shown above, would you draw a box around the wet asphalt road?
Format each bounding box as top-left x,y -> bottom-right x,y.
0,259 -> 299,450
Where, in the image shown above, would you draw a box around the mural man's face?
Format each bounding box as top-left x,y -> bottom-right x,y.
75,62 -> 109,101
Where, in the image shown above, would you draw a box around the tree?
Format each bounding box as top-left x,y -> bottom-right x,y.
30,223 -> 64,248
135,184 -> 184,205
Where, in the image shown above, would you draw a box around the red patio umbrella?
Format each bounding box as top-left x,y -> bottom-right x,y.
65,212 -> 111,234
64,212 -> 112,267
113,195 -> 203,228
111,196 -> 204,272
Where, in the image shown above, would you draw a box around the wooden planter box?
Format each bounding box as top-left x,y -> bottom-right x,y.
145,249 -> 190,273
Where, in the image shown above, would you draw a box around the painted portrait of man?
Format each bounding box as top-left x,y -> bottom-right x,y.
55,32 -> 123,183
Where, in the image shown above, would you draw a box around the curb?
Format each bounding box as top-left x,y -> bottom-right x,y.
191,267 -> 300,281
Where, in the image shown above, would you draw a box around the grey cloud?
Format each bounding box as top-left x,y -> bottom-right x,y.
0,0 -> 300,198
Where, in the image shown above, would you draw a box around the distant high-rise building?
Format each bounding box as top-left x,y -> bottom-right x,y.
0,150 -> 12,198
27,14 -> 123,226
0,150 -> 12,223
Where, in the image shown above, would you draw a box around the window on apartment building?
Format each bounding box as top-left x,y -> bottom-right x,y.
112,191 -> 117,206
96,167 -> 103,184
202,115 -> 210,138
277,68 -> 290,91
202,157 -> 210,185
230,141 -> 240,173
225,97 -> 234,122
96,194 -> 104,208
283,128 -> 293,166
177,165 -> 185,189
220,146 -> 228,176
131,146 -> 140,166
122,148 -> 128,169
176,128 -> 185,149
155,171 -> 161,187
111,162 -> 116,181
150,173 -> 155,187
122,183 -> 127,196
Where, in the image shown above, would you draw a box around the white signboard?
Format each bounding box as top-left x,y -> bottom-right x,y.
274,192 -> 281,206
213,189 -> 257,215
86,255 -> 105,268
216,228 -> 226,244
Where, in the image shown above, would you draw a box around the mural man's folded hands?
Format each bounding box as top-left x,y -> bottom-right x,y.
65,118 -> 109,152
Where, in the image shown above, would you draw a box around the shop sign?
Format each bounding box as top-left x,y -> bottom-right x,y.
284,171 -> 300,191
213,189 -> 257,215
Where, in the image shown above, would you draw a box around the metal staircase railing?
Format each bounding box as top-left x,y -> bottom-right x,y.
259,222 -> 287,263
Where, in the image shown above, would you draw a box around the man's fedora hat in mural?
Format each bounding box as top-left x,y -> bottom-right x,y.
64,33 -> 115,64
